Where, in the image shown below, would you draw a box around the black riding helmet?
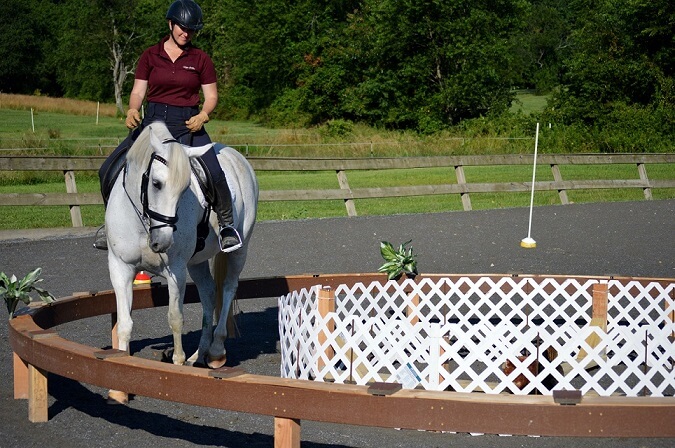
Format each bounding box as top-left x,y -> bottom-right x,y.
166,0 -> 204,31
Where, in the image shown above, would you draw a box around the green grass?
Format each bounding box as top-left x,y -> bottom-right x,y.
1,95 -> 674,230
510,91 -> 550,115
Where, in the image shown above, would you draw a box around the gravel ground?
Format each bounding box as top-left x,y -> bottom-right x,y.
1,200 -> 674,447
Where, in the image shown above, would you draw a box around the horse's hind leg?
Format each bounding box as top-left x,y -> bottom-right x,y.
186,261 -> 216,366
207,251 -> 245,369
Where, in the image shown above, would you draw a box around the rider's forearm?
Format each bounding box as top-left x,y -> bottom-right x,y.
128,92 -> 145,112
200,83 -> 218,117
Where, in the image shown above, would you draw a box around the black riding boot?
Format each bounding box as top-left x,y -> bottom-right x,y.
212,176 -> 243,252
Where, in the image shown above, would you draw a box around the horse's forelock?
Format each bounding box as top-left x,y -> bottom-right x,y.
166,140 -> 191,192
127,124 -> 190,192
127,126 -> 154,170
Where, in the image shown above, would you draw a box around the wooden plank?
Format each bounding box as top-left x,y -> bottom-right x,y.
2,154 -> 674,173
0,156 -> 105,171
0,192 -> 103,206
248,154 -> 675,171
274,417 -> 300,448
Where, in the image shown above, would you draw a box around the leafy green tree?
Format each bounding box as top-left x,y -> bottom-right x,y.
509,0 -> 572,93
550,0 -> 674,129
338,0 -> 525,131
50,0 -> 165,108
0,0 -> 56,95
208,0 -> 358,123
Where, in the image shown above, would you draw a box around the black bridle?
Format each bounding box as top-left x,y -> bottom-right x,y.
124,150 -> 179,233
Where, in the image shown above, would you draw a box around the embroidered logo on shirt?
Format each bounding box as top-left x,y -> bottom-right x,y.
183,66 -> 196,71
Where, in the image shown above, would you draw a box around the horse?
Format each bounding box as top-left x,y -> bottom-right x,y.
104,122 -> 258,403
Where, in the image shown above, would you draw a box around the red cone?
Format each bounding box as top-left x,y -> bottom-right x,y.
133,271 -> 152,285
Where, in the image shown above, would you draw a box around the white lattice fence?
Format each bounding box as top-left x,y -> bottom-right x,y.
278,275 -> 675,397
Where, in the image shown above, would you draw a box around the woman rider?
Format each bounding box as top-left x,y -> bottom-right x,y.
95,0 -> 241,252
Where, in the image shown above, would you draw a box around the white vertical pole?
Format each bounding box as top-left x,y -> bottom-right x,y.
31,108 -> 35,133
96,101 -> 100,125
521,123 -> 539,248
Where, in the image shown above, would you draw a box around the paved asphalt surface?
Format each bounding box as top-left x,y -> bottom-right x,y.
0,200 -> 673,447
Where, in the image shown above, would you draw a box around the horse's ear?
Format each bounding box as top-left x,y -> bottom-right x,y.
183,143 -> 213,159
147,125 -> 163,147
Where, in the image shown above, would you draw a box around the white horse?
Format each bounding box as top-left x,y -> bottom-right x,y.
105,122 -> 257,403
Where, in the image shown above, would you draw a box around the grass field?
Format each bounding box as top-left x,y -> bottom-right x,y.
1,95 -> 674,230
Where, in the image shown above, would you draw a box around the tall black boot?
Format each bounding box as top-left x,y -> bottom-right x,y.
212,177 -> 243,252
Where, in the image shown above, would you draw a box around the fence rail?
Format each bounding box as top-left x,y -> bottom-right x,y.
1,153 -> 674,227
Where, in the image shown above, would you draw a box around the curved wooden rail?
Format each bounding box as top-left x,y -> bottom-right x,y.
9,274 -> 675,446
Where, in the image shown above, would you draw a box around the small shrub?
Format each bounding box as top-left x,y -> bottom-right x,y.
319,119 -> 354,138
378,240 -> 418,280
1,268 -> 55,319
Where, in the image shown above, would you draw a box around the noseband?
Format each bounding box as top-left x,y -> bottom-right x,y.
124,146 -> 180,232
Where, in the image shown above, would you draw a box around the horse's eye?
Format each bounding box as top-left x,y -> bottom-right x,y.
152,179 -> 162,190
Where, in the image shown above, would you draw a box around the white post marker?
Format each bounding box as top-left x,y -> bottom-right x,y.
521,122 -> 539,249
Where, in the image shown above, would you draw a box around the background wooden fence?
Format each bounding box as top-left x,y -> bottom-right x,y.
1,153 -> 674,227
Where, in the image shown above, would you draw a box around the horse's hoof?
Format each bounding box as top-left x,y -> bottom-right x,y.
207,355 -> 227,369
107,390 -> 129,405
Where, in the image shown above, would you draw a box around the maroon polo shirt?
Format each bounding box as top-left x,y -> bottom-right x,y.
135,36 -> 217,107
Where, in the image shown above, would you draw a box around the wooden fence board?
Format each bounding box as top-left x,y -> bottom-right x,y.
1,154 -> 674,227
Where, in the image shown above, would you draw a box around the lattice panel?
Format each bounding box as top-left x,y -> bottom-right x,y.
279,277 -> 675,397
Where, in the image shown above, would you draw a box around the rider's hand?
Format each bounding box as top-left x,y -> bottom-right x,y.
125,109 -> 141,129
186,111 -> 209,132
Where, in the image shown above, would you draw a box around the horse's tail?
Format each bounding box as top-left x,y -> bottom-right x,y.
212,251 -> 239,337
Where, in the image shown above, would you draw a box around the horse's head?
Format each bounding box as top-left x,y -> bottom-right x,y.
128,123 -> 212,253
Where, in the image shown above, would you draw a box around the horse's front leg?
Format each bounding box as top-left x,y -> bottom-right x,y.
186,261 -> 216,366
107,254 -> 136,404
166,268 -> 188,365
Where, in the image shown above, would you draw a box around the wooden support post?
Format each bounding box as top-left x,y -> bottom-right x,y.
336,169 -> 357,217
28,364 -> 48,422
274,417 -> 301,448
63,169 -> 83,227
666,289 -> 675,340
550,163 -> 569,204
13,352 -> 28,399
317,287 -> 335,372
577,282 -> 608,361
454,165 -> 472,211
406,288 -> 420,325
637,163 -> 652,200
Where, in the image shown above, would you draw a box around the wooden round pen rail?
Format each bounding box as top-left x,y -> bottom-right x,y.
9,274 -> 675,446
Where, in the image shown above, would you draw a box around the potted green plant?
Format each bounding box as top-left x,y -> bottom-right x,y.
1,268 -> 55,320
378,240 -> 418,280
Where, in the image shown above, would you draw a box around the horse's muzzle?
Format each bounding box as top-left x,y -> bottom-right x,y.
148,231 -> 173,253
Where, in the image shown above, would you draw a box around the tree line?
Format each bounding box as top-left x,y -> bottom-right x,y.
2,0 -> 673,145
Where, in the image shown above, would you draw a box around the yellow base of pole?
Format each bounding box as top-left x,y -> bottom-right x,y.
520,237 -> 537,248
